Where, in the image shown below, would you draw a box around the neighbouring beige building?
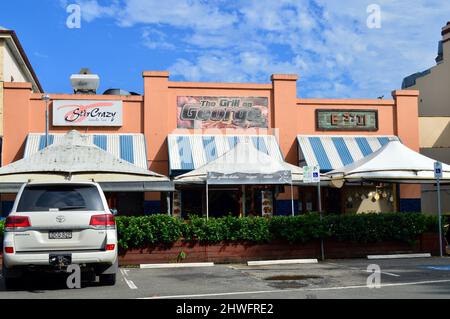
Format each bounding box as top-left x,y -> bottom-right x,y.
403,21 -> 450,214
0,27 -> 42,158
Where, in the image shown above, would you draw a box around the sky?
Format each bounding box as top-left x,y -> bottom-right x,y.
1,0 -> 449,98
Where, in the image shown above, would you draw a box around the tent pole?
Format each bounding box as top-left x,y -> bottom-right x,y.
166,192 -> 171,216
242,185 -> 246,217
290,183 -> 294,216
206,181 -> 209,220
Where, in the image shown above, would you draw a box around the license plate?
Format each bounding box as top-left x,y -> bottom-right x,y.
48,230 -> 72,239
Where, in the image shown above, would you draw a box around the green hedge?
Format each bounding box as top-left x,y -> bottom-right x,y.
326,213 -> 438,245
115,212 -> 439,249
115,215 -> 184,250
0,213 -> 439,250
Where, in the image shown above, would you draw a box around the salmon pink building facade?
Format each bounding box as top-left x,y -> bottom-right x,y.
0,71 -> 421,216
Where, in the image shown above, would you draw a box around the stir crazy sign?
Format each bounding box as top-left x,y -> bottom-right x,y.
177,96 -> 268,129
53,100 -> 123,126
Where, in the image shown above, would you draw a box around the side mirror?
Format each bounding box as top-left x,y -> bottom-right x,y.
110,209 -> 118,216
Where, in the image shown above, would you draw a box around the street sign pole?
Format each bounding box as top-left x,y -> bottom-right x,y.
438,177 -> 443,257
303,165 -> 324,260
317,178 -> 325,261
434,161 -> 443,257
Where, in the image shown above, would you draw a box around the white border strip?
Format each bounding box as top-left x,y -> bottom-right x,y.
140,262 -> 215,269
247,259 -> 318,266
367,253 -> 431,260
139,279 -> 450,299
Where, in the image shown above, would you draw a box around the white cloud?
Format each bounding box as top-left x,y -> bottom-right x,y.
116,0 -> 238,30
74,0 -> 120,22
141,28 -> 175,50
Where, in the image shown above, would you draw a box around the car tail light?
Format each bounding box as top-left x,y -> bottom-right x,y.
4,247 -> 14,254
89,214 -> 115,229
5,216 -> 31,231
105,244 -> 115,251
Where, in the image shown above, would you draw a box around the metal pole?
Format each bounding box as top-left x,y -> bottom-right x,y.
44,96 -> 49,147
290,183 -> 294,216
437,178 -> 443,257
242,185 -> 246,217
318,181 -> 325,261
206,181 -> 209,220
166,192 -> 171,216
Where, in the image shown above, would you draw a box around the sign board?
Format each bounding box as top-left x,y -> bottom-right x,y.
434,161 -> 443,179
316,109 -> 378,131
177,96 -> 268,129
302,165 -> 320,183
53,100 -> 123,126
206,171 -> 291,185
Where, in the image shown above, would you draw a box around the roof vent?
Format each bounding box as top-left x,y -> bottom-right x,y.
70,68 -> 100,95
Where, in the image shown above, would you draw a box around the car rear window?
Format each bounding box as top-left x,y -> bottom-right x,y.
17,184 -> 105,212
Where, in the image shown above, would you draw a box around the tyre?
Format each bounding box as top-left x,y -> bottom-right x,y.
99,273 -> 116,286
2,263 -> 22,290
3,276 -> 21,290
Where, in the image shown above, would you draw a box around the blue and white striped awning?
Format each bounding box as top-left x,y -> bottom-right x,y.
168,134 -> 283,173
24,133 -> 148,169
297,135 -> 400,172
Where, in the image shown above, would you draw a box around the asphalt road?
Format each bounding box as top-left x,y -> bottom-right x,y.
1,257 -> 450,299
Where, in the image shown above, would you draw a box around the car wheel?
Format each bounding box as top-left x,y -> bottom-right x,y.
3,276 -> 22,290
2,263 -> 21,290
99,273 -> 116,286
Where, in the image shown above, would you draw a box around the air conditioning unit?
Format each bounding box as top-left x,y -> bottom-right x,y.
70,68 -> 100,94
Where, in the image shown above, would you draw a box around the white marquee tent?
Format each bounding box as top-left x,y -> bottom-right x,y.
326,140 -> 450,184
175,141 -> 328,217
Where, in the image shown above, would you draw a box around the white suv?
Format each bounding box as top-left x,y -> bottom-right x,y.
2,181 -> 118,288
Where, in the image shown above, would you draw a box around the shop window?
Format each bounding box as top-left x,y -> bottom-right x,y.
209,189 -> 240,218
344,184 -> 395,214
105,192 -> 144,216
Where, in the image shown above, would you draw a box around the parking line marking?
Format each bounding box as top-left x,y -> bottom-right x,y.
120,268 -> 138,290
367,253 -> 431,260
140,262 -> 214,269
247,259 -> 318,266
326,262 -> 400,277
380,271 -> 401,277
139,279 -> 450,299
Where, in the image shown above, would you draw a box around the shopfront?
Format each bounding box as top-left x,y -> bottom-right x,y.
1,72 -> 421,216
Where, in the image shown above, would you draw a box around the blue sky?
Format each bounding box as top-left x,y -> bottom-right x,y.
1,0 -> 449,98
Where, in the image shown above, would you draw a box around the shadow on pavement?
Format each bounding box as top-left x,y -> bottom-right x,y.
0,272 -> 102,292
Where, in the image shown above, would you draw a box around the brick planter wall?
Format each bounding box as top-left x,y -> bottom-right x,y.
118,232 -> 443,265
0,233 -> 442,266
